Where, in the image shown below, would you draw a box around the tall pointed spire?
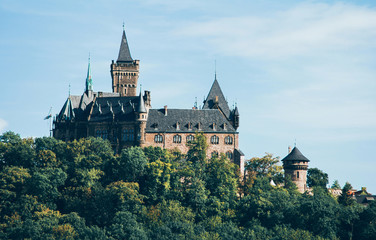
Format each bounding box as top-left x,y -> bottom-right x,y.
203,77 -> 231,119
117,25 -> 133,62
136,90 -> 147,113
86,54 -> 93,92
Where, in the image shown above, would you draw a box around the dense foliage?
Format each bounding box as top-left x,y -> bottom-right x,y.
0,131 -> 375,239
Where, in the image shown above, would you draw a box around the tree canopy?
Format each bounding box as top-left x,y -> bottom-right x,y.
0,131 -> 374,239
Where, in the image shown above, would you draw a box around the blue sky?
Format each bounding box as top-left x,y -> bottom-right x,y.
1,0 -> 376,192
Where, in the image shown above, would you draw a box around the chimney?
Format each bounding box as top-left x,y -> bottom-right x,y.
164,105 -> 168,116
215,96 -> 219,103
288,146 -> 292,153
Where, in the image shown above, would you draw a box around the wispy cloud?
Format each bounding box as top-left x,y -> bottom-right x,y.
176,2 -> 376,59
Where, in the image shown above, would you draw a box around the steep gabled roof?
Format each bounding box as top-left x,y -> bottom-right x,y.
117,30 -> 133,62
89,96 -> 139,122
57,96 -> 75,121
281,147 -> 310,162
203,79 -> 231,119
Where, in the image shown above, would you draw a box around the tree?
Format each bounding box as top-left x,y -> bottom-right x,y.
307,168 -> 328,189
116,147 -> 147,182
107,211 -> 147,240
338,182 -> 355,206
331,180 -> 341,189
245,153 -> 283,185
186,132 -> 207,167
205,154 -> 238,205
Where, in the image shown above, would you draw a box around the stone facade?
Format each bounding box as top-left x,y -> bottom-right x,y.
143,131 -> 238,160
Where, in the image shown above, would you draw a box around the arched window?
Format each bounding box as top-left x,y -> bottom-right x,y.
226,151 -> 233,160
173,134 -> 182,143
186,135 -> 195,143
154,134 -> 163,143
224,136 -> 233,145
211,151 -> 218,158
210,135 -> 219,144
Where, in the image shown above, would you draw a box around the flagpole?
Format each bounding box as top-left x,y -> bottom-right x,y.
50,110 -> 52,137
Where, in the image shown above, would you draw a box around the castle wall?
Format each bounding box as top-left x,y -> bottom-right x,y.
143,132 -> 238,160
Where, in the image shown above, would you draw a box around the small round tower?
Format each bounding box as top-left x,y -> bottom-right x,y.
282,147 -> 310,193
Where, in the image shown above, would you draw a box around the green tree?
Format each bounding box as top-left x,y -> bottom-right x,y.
206,154 -> 238,205
107,211 -> 147,240
107,146 -> 147,182
331,180 -> 341,189
338,182 -> 355,207
244,153 -> 283,190
307,168 -> 328,189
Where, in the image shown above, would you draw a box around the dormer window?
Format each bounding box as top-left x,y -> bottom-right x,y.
188,122 -> 192,130
176,122 -> 180,130
223,123 -> 227,130
213,123 -> 216,131
198,122 -> 202,131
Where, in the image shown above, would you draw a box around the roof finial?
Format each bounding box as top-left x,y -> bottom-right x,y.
214,59 -> 217,81
294,139 -> 297,147
68,84 -> 71,96
140,83 -> 142,93
123,21 -> 125,31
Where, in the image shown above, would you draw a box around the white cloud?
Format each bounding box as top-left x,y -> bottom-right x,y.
176,2 -> 376,59
0,118 -> 8,133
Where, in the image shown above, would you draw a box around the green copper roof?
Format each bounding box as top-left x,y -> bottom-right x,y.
86,56 -> 93,92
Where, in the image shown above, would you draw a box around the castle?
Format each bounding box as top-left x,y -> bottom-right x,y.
53,28 -> 245,174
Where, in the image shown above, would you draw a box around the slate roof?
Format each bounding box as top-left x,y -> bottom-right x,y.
203,79 -> 231,119
136,92 -> 147,113
57,96 -> 75,121
117,30 -> 133,62
89,96 -> 139,122
146,108 -> 236,133
281,147 -> 310,162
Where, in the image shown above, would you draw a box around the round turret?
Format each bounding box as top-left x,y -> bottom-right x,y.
282,147 -> 310,193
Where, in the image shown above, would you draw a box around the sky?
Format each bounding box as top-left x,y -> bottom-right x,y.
0,0 -> 375,192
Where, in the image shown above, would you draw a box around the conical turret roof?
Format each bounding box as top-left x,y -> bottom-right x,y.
203,78 -> 231,119
117,30 -> 133,62
281,147 -> 310,162
136,91 -> 147,113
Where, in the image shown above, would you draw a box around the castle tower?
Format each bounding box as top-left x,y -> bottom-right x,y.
281,147 -> 310,193
135,91 -> 147,145
111,27 -> 139,96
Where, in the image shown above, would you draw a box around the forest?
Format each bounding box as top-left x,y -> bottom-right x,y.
0,131 -> 375,239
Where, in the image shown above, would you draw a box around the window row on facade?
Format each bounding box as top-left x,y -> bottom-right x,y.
211,150 -> 233,159
96,128 -> 135,142
154,134 -> 233,145
115,72 -> 137,76
152,122 -> 230,131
